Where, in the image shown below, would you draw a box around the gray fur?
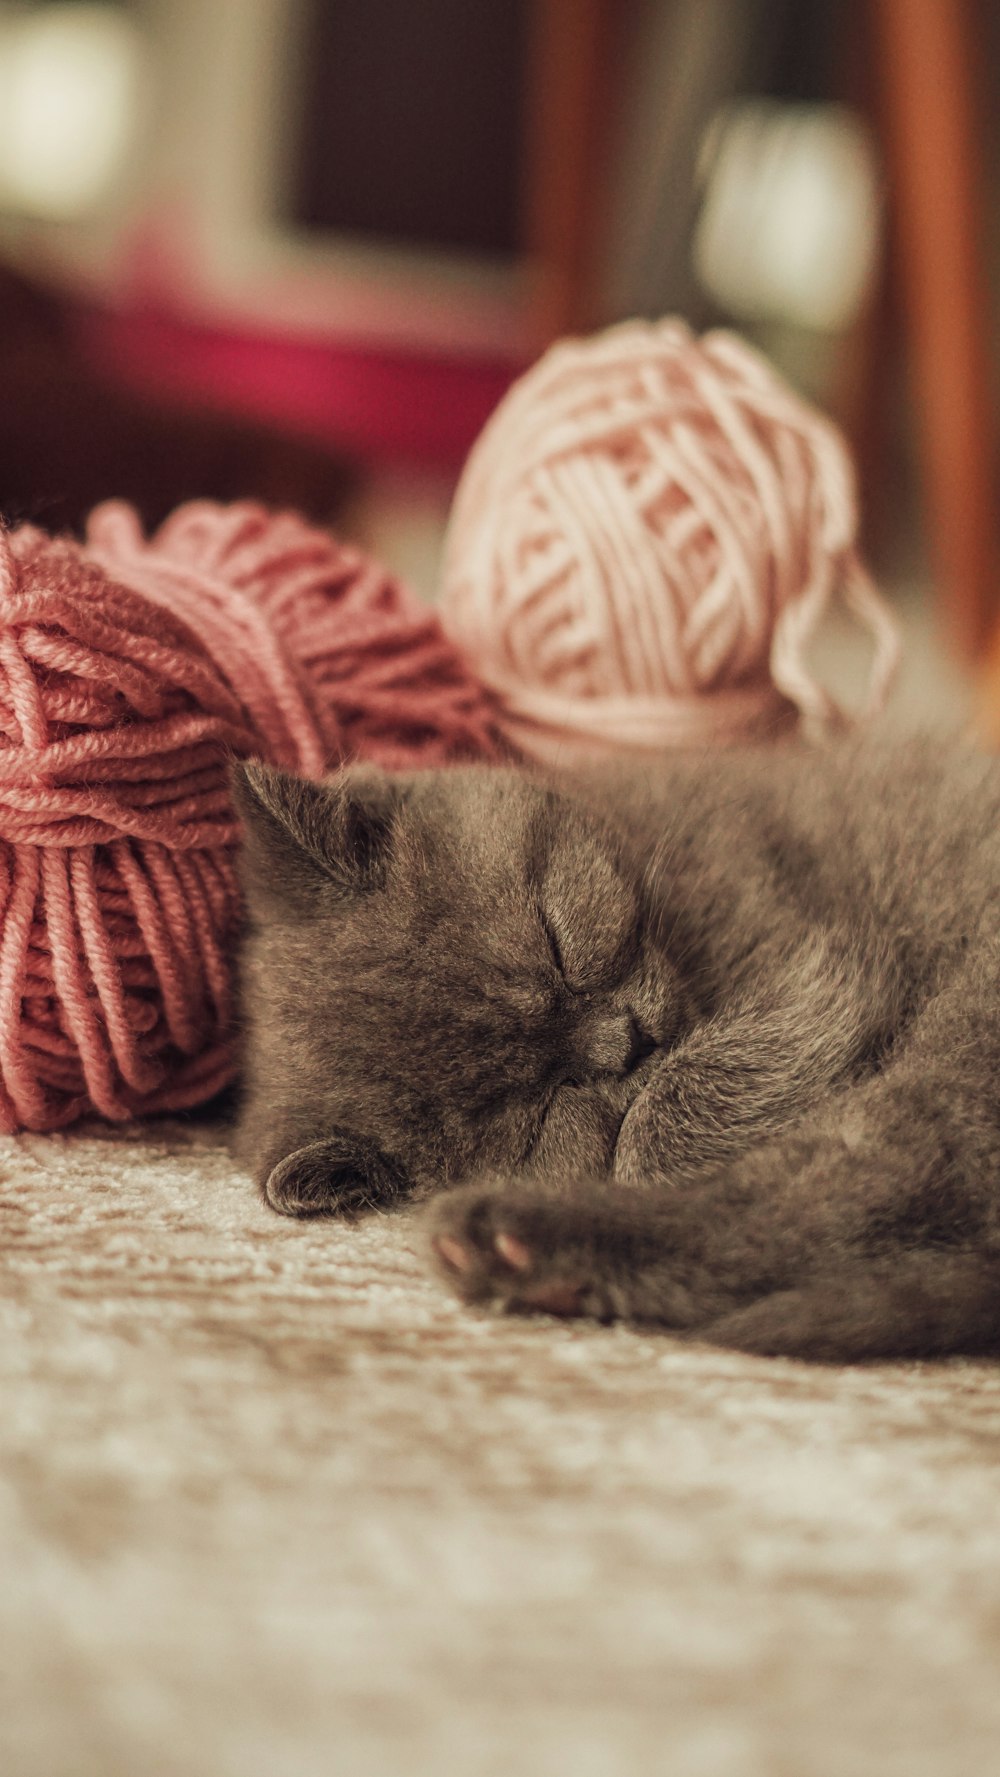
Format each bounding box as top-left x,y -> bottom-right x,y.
232,738 -> 1000,1361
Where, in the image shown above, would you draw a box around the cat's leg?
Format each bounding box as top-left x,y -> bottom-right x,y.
693,1252 -> 1000,1360
429,1179 -> 1000,1358
428,957 -> 1000,1358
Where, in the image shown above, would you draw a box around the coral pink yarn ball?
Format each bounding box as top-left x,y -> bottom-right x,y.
440,318 -> 900,760
0,500 -> 502,1133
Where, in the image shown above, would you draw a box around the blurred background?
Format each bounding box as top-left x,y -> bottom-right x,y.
0,0 -> 997,723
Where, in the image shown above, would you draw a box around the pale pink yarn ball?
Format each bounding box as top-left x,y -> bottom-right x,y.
440,319 -> 900,760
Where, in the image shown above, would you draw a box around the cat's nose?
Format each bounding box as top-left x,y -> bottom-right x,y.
574,1011 -> 655,1080
625,1017 -> 658,1071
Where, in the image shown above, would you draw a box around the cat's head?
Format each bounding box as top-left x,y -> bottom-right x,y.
233,760 -> 690,1214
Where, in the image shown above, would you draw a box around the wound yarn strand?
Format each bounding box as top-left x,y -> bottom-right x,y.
0,501 -> 503,1133
440,318 -> 900,760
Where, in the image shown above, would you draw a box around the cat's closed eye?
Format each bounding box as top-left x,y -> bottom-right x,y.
540,848 -> 639,995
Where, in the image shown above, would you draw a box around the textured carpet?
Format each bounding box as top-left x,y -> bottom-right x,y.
2,1118 -> 999,1777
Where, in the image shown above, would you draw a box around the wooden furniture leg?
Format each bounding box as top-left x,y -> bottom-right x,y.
873,0 -> 999,661
522,0 -> 625,345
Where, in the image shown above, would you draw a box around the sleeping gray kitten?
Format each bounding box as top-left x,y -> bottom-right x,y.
232,739 -> 1000,1362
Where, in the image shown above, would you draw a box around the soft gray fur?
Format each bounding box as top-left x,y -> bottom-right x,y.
232,739 -> 1000,1362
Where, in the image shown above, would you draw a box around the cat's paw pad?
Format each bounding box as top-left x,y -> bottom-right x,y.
432,1227 -> 536,1279
427,1185 -> 601,1320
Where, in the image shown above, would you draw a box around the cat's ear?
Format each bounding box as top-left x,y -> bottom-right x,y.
263,1131 -> 409,1217
233,760 -> 400,901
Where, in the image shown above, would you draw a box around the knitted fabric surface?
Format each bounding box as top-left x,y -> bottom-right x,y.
0,500 -> 502,1133
440,318 -> 901,760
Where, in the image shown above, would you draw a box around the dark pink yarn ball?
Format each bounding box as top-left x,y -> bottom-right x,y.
0,499 -> 503,1132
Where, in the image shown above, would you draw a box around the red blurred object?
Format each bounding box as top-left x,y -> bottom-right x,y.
78,297 -> 522,472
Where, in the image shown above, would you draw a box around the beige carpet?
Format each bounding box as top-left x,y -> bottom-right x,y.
2,1117 -> 1000,1777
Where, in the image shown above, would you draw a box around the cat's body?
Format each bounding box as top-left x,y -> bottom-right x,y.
234,738 -> 1000,1361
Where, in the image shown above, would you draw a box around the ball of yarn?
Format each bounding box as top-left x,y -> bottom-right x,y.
440,318 -> 900,759
0,500 -> 503,1133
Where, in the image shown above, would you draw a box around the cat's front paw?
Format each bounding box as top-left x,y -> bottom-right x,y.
427,1182 -> 596,1318
263,1131 -> 408,1218
425,1178 -> 705,1326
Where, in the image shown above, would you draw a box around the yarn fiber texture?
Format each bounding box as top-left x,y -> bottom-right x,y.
0,500 -> 502,1133
440,318 -> 900,760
